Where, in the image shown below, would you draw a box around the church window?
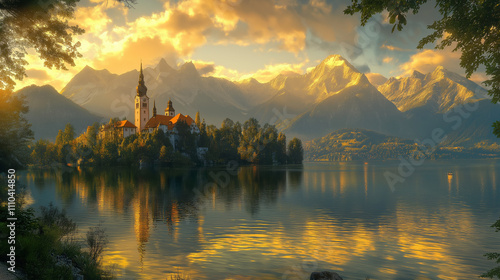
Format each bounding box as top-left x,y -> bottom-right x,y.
136,103 -> 139,109
142,103 -> 147,108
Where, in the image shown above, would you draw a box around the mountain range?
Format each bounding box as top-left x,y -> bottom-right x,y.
17,85 -> 101,141
378,66 -> 489,113
18,55 -> 500,153
60,59 -> 256,126
254,55 -> 406,140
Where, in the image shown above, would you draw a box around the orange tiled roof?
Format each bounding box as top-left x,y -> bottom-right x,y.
144,114 -> 195,131
145,115 -> 174,129
115,120 -> 137,128
170,114 -> 194,126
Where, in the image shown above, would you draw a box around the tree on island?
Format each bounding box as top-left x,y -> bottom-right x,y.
174,120 -> 197,160
238,118 -> 261,163
287,137 -> 303,164
218,118 -> 241,162
277,132 -> 287,164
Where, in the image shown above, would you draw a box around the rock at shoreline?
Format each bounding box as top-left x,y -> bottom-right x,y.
310,271 -> 344,280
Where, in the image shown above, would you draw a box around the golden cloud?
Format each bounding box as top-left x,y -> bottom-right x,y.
469,73 -> 490,87
399,49 -> 461,76
188,59 -> 308,83
72,4 -> 113,34
210,65 -> 243,81
381,44 -> 412,52
382,57 -> 394,63
159,0 -> 354,53
397,48 -> 488,85
14,49 -> 86,92
240,61 -> 307,83
365,73 -> 387,87
93,36 -> 178,74
191,60 -> 216,76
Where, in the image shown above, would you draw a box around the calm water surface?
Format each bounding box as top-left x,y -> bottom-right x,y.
19,160 -> 500,279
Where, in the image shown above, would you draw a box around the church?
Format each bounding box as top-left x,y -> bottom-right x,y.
100,63 -> 200,147
134,62 -> 199,135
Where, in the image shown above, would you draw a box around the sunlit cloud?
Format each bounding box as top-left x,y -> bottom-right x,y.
240,61 -> 307,83
93,36 -> 179,74
190,59 -> 308,84
365,73 -> 387,87
72,4 -> 113,34
191,60 -> 216,76
14,50 -> 87,91
383,57 -> 394,63
469,73 -> 491,87
11,0 -> 489,92
188,59 -> 242,81
381,44 -> 412,52
399,49 -> 460,76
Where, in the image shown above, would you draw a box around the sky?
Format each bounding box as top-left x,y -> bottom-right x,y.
15,0 -> 490,92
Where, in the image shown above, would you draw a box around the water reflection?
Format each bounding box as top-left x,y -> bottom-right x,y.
20,160 -> 500,279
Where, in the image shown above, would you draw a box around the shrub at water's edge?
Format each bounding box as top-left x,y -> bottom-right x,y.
0,184 -> 111,280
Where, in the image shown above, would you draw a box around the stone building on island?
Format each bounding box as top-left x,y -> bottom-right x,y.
99,63 -> 200,148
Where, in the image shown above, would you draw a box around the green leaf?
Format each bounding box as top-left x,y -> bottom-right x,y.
389,13 -> 397,24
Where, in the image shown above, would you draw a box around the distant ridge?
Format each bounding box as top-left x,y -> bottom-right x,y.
60,61 -> 257,126
305,128 -> 417,161
17,85 -> 101,141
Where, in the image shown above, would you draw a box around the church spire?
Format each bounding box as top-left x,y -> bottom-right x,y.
152,100 -> 157,117
136,60 -> 147,96
140,60 -> 143,79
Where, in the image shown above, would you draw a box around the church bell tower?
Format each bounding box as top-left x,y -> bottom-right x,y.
165,98 -> 175,117
135,62 -> 149,133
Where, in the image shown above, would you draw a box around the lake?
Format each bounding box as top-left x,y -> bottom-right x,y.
19,160 -> 500,279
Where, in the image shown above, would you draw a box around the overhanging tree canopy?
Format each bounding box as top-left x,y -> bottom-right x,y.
0,0 -> 137,91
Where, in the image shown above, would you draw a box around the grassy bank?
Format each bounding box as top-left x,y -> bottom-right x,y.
0,182 -> 111,280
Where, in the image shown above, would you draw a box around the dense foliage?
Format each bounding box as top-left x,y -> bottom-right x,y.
0,90 -> 34,171
0,196 -> 110,279
305,128 -> 500,161
481,218 -> 500,279
288,137 -> 304,164
0,0 -> 83,90
29,117 -> 303,166
305,129 -> 420,161
0,0 -> 136,90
